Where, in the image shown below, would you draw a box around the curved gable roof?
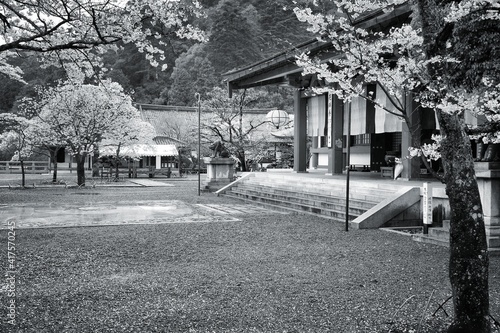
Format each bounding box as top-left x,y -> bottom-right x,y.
222,3 -> 412,95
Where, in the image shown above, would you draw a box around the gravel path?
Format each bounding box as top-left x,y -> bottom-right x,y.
0,178 -> 499,332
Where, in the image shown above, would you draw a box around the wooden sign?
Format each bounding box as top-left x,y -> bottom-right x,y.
423,182 -> 433,225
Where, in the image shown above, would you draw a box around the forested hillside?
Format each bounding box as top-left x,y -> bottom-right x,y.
0,0 -> 314,112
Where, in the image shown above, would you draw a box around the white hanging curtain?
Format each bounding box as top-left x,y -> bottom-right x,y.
343,93 -> 366,135
374,84 -> 403,133
307,95 -> 326,136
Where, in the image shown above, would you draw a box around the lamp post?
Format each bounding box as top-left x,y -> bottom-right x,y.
345,102 -> 352,232
195,92 -> 201,196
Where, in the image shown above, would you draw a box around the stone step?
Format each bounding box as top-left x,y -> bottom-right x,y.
428,227 -> 450,242
253,173 -> 402,191
241,181 -> 386,203
488,248 -> 500,257
221,192 -> 295,214
223,191 -> 358,222
414,229 -> 500,256
233,184 -> 378,209
222,173 -> 397,223
230,187 -> 371,216
488,237 -> 500,248
245,176 -> 397,193
412,234 -> 450,248
222,173 -> 419,229
443,219 -> 450,230
430,220 -> 500,248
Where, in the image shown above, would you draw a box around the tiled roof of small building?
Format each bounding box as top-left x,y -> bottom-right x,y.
135,103 -> 280,143
153,136 -> 185,146
136,104 -> 196,137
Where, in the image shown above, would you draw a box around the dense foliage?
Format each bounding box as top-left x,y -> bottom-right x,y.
0,0 -> 314,110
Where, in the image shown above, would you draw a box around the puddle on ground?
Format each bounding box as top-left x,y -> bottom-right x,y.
71,193 -> 101,195
0,200 -> 241,229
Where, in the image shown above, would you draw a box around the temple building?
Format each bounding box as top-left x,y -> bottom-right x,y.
223,3 -> 439,180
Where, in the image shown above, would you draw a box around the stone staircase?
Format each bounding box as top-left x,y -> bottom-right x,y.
414,220 -> 500,255
218,172 -> 418,226
413,220 -> 450,247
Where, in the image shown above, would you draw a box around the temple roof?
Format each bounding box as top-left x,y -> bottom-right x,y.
222,3 -> 412,95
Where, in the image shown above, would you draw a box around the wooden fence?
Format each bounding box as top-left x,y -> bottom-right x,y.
0,161 -> 50,174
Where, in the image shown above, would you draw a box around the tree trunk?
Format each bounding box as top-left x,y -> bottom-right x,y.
237,150 -> 247,172
50,148 -> 59,183
20,160 -> 25,187
178,150 -> 183,177
437,111 -> 490,333
114,144 -> 121,180
114,159 -> 119,180
414,0 -> 492,330
76,154 -> 86,186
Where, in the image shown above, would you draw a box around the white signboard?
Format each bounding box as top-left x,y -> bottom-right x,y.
423,182 -> 433,225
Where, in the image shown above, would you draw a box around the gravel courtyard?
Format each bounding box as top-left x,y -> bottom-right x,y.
0,175 -> 499,332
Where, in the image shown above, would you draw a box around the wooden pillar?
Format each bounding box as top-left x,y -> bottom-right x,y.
156,155 -> 161,169
294,89 -> 308,172
310,136 -> 318,169
328,93 -> 344,174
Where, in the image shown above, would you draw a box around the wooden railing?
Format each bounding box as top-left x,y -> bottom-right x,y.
0,161 -> 50,174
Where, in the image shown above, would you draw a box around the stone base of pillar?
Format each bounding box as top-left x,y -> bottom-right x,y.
202,157 -> 235,192
485,220 -> 500,249
475,162 -> 500,252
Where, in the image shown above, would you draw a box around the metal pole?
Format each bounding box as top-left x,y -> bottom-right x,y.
196,93 -> 201,196
345,102 -> 352,232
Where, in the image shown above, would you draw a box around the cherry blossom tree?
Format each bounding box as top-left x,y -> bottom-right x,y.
0,113 -> 32,186
0,0 -> 205,81
23,117 -> 66,184
414,1 -> 499,331
294,0 -> 499,331
22,80 -> 149,186
1,111 -> 68,185
202,87 -> 270,171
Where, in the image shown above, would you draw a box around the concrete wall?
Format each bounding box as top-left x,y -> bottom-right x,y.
386,185 -> 449,227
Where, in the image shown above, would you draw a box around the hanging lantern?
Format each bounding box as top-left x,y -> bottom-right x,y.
266,109 -> 289,129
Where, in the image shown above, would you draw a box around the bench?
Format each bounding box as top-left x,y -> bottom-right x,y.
349,165 -> 370,172
380,166 -> 394,178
